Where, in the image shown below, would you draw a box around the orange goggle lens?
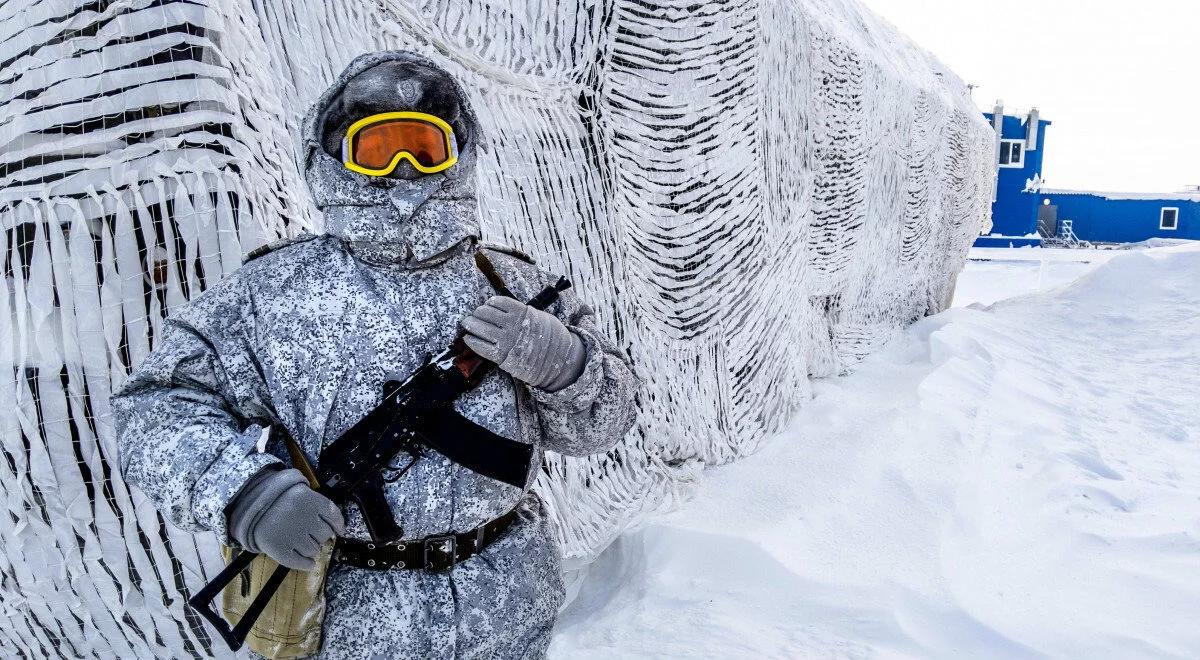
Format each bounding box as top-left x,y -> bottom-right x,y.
342,112 -> 458,176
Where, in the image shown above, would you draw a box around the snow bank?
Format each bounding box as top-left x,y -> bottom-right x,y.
953,247 -> 1121,306
553,243 -> 1200,659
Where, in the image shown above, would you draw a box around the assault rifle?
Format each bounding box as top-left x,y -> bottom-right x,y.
189,265 -> 571,651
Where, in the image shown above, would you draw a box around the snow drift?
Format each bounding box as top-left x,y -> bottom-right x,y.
0,0 -> 993,656
553,244 -> 1200,659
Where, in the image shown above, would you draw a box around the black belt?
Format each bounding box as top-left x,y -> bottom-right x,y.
333,510 -> 519,572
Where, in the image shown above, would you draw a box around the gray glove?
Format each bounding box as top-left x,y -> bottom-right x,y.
462,295 -> 587,392
226,467 -> 344,571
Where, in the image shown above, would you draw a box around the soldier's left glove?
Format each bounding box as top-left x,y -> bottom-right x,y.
462,295 -> 587,392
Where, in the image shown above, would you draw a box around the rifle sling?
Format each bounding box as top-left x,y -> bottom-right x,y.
473,249 -> 516,299
319,246 -> 535,489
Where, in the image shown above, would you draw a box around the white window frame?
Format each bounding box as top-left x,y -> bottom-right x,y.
999,139 -> 1025,168
1160,207 -> 1180,231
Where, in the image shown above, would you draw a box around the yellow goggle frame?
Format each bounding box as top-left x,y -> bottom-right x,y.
341,111 -> 459,176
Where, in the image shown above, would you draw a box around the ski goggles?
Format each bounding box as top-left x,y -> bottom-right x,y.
341,111 -> 459,176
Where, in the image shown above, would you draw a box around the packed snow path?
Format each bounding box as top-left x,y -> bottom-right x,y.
551,244 -> 1200,659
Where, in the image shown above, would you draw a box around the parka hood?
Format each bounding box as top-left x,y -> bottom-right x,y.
302,51 -> 482,266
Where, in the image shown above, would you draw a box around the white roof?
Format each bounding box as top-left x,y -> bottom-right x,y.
1040,188 -> 1200,202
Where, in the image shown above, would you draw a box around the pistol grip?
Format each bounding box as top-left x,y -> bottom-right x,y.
353,473 -> 403,543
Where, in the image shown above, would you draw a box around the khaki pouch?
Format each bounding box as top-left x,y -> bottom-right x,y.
220,429 -> 332,659
219,539 -> 333,659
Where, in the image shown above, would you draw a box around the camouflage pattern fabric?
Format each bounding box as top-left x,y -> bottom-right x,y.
113,51 -> 637,659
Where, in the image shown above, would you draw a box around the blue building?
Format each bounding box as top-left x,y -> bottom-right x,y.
976,105 -> 1199,246
1038,190 -> 1200,243
976,107 -> 1052,248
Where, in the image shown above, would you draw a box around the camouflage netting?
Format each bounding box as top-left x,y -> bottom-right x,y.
0,0 -> 993,656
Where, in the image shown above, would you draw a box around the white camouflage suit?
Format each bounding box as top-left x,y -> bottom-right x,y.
113,51 -> 637,659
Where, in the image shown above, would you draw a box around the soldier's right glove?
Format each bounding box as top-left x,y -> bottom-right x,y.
226,467 -> 345,571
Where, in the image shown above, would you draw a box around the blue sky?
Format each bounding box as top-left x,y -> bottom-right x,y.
860,0 -> 1199,193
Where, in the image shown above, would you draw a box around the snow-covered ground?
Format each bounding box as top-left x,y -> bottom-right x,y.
551,244 -> 1200,659
952,247 -> 1116,307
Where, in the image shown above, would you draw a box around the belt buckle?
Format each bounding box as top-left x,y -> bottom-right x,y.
423,535 -> 457,571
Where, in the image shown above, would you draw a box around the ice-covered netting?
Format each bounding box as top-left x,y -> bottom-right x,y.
0,0 -> 994,656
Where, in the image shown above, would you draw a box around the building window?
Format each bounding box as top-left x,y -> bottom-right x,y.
1160,207 -> 1179,231
999,139 -> 1025,168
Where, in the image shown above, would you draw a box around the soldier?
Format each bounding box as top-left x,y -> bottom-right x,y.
113,51 -> 637,659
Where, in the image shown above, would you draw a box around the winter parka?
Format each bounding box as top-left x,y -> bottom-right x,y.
112,51 -> 637,659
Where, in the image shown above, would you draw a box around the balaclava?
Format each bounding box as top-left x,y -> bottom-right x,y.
301,51 -> 482,266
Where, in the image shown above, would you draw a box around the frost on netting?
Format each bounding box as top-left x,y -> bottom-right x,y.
0,0 -> 993,656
